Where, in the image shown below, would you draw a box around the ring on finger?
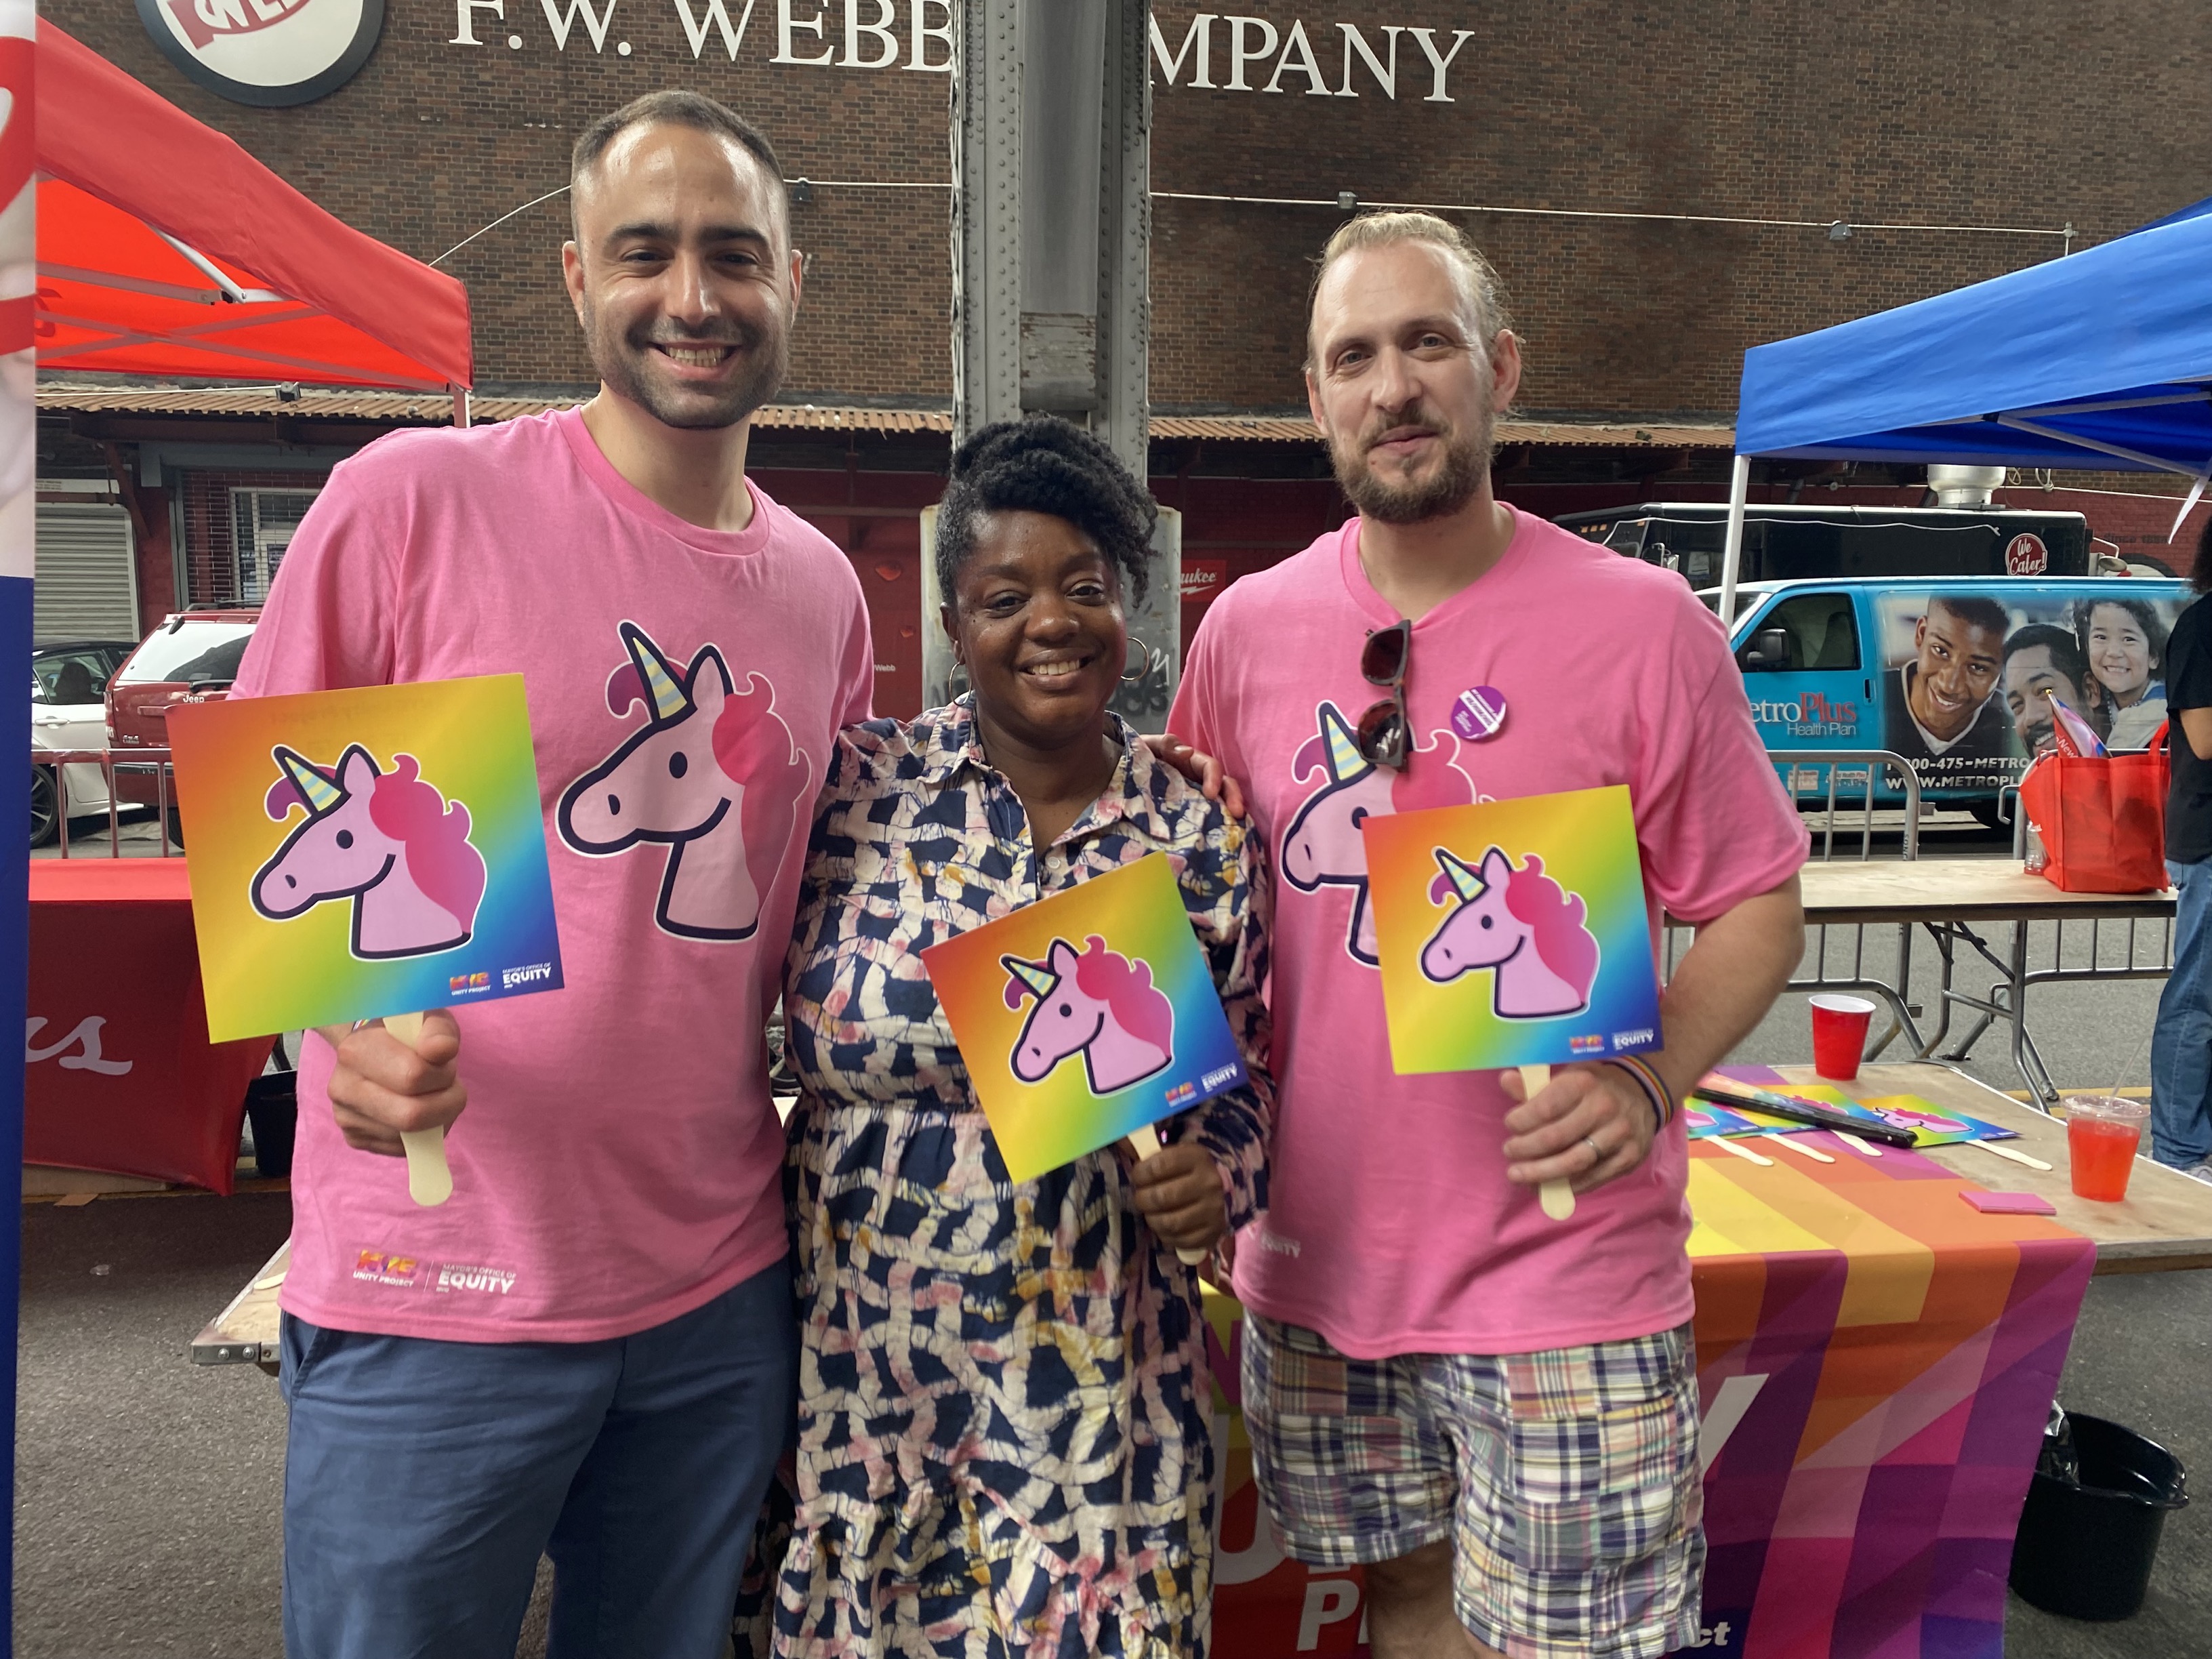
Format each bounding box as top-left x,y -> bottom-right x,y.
1583,1134 -> 1604,1165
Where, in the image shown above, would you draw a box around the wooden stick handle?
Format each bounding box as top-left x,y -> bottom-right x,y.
1521,1064 -> 1575,1221
1127,1123 -> 1209,1265
382,1012 -> 453,1208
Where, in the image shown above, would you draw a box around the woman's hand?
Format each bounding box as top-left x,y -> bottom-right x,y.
312,1012 -> 468,1157
1128,1139 -> 1228,1253
1141,733 -> 1247,819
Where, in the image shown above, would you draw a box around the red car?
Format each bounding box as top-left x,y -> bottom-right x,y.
106,609 -> 260,836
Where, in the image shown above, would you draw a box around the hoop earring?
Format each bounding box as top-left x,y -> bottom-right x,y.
1122,637 -> 1150,684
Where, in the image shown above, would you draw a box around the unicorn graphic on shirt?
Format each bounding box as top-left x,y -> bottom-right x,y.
253,745 -> 486,960
557,620 -> 811,942
1000,935 -> 1176,1094
1279,699 -> 1478,966
1420,846 -> 1599,1019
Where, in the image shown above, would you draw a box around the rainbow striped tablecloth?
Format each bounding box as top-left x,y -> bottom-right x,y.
1687,1092 -> 2094,1658
1206,1094 -> 2094,1658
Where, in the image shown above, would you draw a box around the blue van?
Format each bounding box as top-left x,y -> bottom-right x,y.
1719,577 -> 2194,815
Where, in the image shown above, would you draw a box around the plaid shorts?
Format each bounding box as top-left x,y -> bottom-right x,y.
1242,1315 -> 1704,1659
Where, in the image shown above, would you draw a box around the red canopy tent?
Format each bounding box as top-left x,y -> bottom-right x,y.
34,21 -> 472,405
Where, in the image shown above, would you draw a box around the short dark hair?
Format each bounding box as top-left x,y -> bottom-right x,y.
570,91 -> 785,235
1927,594 -> 2009,642
2191,515 -> 2212,595
2004,621 -> 2091,691
2074,595 -> 2168,673
936,417 -> 1160,605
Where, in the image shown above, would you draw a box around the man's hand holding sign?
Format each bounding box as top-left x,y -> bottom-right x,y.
169,675 -> 565,1207
1363,785 -> 1668,1221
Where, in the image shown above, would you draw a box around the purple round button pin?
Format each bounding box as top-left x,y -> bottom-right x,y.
1450,685 -> 1507,743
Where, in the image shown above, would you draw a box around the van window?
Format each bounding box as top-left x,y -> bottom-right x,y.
1748,592 -> 1859,672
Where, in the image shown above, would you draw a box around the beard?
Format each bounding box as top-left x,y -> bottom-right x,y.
1328,397 -> 1494,525
581,299 -> 789,431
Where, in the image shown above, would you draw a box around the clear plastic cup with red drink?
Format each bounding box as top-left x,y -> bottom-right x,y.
2062,1095 -> 2150,1202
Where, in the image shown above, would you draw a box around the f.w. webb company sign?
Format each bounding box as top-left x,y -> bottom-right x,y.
148,0 -> 1480,106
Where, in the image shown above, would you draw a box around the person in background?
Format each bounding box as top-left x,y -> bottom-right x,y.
1881,595 -> 2012,767
1168,212 -> 1806,1659
2078,596 -> 2169,751
2150,521 -> 2212,1181
2003,623 -> 2110,757
764,417 -> 1272,1656
232,92 -> 875,1658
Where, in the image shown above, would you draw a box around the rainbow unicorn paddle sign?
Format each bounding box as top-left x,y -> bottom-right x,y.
1361,786 -> 1661,1076
920,853 -> 1248,1184
168,675 -> 564,1046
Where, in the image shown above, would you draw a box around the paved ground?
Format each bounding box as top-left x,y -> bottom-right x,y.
15,806 -> 2207,1655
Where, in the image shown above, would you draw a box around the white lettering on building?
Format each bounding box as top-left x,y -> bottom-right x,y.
1149,11 -> 1215,87
908,0 -> 951,70
772,0 -> 834,63
451,0 -> 506,46
540,0 -> 619,52
1406,25 -> 1473,102
1262,19 -> 1328,94
672,0 -> 752,58
1334,23 -> 1400,97
443,1 -> 1470,96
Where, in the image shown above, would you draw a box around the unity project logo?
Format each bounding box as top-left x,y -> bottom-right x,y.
138,0 -> 385,108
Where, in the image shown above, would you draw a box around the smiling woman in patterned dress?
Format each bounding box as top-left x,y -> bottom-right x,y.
765,417 -> 1272,1658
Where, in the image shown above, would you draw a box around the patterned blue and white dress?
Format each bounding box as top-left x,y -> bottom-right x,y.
764,699 -> 1271,1658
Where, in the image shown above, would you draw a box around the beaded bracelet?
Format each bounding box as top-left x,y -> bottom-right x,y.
1600,1054 -> 1675,1130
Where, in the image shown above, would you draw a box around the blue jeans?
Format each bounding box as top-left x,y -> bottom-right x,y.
280,1257 -> 796,1659
2151,859 -> 2212,1169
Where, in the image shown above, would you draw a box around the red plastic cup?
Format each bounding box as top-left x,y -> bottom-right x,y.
2063,1095 -> 2149,1202
1810,994 -> 1877,1080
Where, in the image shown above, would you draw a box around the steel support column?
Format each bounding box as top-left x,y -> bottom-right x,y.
934,1 -> 1178,720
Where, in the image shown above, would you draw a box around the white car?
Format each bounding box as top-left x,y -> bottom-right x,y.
32,640 -> 133,846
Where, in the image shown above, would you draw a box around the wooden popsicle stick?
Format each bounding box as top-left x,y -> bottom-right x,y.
1973,1139 -> 2054,1173
1709,1134 -> 1775,1166
1520,1064 -> 1575,1221
381,1011 -> 453,1208
1126,1123 -> 1208,1265
1765,1132 -> 1837,1164
1834,1130 -> 1883,1158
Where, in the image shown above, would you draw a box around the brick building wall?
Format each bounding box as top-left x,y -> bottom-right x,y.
45,1 -> 2212,421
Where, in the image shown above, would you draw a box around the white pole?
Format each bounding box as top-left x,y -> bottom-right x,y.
1718,453 -> 1751,631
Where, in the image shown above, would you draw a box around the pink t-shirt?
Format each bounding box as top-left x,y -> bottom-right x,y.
1169,508 -> 1806,1357
231,408 -> 873,1343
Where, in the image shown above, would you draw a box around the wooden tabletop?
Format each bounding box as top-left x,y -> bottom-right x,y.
1771,1063 -> 2212,1274
1793,859 -> 2175,926
191,1066 -> 2212,1372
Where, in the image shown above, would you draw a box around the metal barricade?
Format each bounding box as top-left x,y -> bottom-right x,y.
31,747 -> 182,857
1665,749 -> 1925,1057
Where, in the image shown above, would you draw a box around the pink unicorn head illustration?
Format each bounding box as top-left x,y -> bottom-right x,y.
557,620 -> 811,942
253,743 -> 487,961
1000,934 -> 1176,1095
1420,846 -> 1599,1020
1873,1106 -> 1968,1135
1280,699 -> 1477,965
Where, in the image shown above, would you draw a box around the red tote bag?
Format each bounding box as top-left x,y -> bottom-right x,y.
2018,726 -> 2171,893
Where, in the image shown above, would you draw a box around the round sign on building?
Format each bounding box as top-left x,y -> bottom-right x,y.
138,0 -> 382,107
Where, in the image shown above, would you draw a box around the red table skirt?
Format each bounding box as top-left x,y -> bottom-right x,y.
27,859 -> 273,1193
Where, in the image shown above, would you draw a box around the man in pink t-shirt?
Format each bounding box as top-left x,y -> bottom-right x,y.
230,95 -> 872,1658
1168,216 -> 1807,1658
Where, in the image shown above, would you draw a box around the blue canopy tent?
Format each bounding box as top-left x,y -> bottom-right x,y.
1720,209 -> 2212,621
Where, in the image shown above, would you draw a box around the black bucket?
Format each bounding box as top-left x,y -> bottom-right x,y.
2010,1412 -> 2189,1620
243,1072 -> 298,1181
